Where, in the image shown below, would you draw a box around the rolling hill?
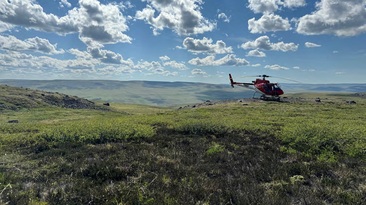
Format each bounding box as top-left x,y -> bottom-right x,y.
0,84 -> 103,111
1,79 -> 365,106
0,80 -> 252,106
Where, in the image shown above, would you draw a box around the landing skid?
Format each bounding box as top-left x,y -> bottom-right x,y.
259,95 -> 281,101
252,92 -> 281,101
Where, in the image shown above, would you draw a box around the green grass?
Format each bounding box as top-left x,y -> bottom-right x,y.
0,94 -> 365,204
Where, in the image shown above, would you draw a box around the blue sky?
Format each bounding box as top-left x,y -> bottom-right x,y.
0,0 -> 365,84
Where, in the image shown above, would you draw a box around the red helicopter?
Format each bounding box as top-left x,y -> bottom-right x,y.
229,74 -> 284,101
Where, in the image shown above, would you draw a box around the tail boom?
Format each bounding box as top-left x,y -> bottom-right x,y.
229,74 -> 253,88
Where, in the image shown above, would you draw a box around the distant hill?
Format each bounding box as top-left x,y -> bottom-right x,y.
0,84 -> 102,111
0,80 -> 252,106
1,79 -> 365,106
281,83 -> 366,93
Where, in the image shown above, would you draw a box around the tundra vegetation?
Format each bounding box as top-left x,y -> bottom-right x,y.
0,85 -> 365,204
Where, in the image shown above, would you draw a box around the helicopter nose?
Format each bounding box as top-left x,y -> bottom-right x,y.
278,89 -> 284,95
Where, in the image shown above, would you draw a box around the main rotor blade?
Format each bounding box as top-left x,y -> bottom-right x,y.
272,76 -> 302,83
241,75 -> 301,83
241,75 -> 271,78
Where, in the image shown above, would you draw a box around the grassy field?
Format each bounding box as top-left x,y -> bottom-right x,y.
0,86 -> 365,204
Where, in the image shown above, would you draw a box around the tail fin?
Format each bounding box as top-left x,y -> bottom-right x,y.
229,74 -> 235,88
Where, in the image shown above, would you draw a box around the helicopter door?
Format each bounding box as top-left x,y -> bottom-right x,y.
273,84 -> 281,95
264,84 -> 271,92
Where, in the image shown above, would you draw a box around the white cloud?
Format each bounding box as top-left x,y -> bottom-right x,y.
159,55 -> 170,61
0,50 -> 99,73
297,0 -> 366,36
87,47 -> 133,65
0,0 -> 76,33
159,55 -> 187,70
248,0 -> 280,14
98,65 -> 134,75
156,70 -> 178,77
191,68 -> 207,75
0,44 -> 179,78
0,22 -> 14,32
282,0 -> 306,8
215,54 -> 249,66
88,47 -> 122,64
183,37 -> 233,55
0,35 -> 64,54
251,63 -> 261,67
163,61 -> 187,70
60,0 -> 72,8
247,49 -> 266,57
118,1 -> 134,10
134,60 -> 177,76
188,54 -> 249,66
241,36 -> 298,52
305,42 -> 321,48
68,48 -> 92,59
0,51 -> 38,69
248,0 -> 306,14
67,0 -> 131,46
0,0 -> 131,46
135,0 -> 215,36
188,55 -> 214,66
0,48 -> 139,79
218,13 -> 230,23
65,57 -> 99,70
264,64 -> 289,70
248,13 -> 291,33
135,60 -> 162,71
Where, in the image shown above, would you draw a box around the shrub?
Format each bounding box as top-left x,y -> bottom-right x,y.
206,142 -> 225,155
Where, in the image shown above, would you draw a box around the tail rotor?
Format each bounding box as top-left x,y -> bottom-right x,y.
229,74 -> 235,88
